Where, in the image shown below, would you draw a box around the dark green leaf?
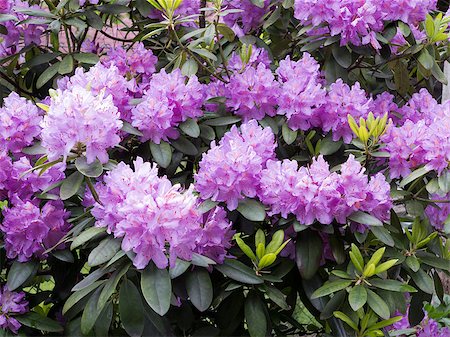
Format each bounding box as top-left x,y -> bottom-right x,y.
36,63 -> 59,89
311,280 -> 352,299
94,301 -> 113,336
282,123 -> 297,145
296,231 -> 323,279
180,119 -> 200,138
141,263 -> 172,316
97,4 -> 131,13
73,53 -> 100,64
320,291 -> 346,320
332,45 -> 352,68
58,55 -> 73,75
371,226 -> 394,247
204,116 -> 241,126
370,279 -> 416,292
400,166 -> 431,187
348,211 -> 383,226
237,199 -> 266,222
366,289 -> 390,319
17,313 -> 63,332
171,136 -> 198,156
215,260 -> 263,284
63,280 -> 105,314
348,285 -> 367,311
119,280 -> 144,337
60,171 -> 84,200
121,121 -> 143,136
181,58 -> 199,76
150,141 -> 172,168
245,292 -> 267,337
70,227 -> 105,250
75,157 -> 103,178
262,285 -> 290,310
186,269 -> 213,312
7,261 -> 38,291
87,238 -> 121,267
81,287 -> 103,335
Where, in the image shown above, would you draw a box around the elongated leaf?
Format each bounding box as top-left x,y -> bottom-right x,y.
17,313 -> 63,332
370,279 -> 416,293
119,280 -> 144,337
237,199 -> 266,222
150,141 -> 172,168
296,231 -> 322,279
245,292 -> 267,337
320,290 -> 346,320
141,263 -> 172,316
348,211 -> 383,226
171,136 -> 198,156
409,268 -> 435,294
348,285 -> 367,311
262,285 -> 290,310
36,63 -> 59,89
282,123 -> 297,145
311,280 -> 352,299
7,261 -> 38,291
75,157 -> 103,178
400,166 -> 431,187
366,289 -> 390,319
63,281 -> 105,314
121,121 -> 143,136
70,227 -> 105,250
87,237 -> 121,267
215,260 -> 263,284
186,269 -> 213,312
371,226 -> 394,247
419,254 -> 450,271
180,119 -> 200,138
204,116 -> 241,126
81,287 -> 103,335
60,171 -> 84,200
58,55 -> 73,75
98,263 -> 130,311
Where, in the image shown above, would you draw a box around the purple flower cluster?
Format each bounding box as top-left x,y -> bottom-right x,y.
0,92 -> 42,153
58,63 -> 133,121
102,42 -> 158,83
221,0 -> 270,35
40,85 -> 123,164
92,157 -> 234,269
0,286 -> 28,334
0,0 -> 46,57
195,120 -> 276,210
258,155 -> 391,225
425,193 -> 450,231
1,199 -> 70,262
293,0 -> 436,48
392,307 -> 450,337
382,92 -> 450,178
131,69 -> 205,143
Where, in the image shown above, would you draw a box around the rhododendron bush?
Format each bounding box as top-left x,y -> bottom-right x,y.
0,0 -> 449,335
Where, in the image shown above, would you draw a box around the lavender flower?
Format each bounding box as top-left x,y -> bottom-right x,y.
0,286 -> 28,334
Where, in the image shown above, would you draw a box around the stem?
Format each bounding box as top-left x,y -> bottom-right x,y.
63,24 -> 72,53
86,177 -> 102,205
99,29 -> 135,43
214,19 -> 231,80
199,0 -> 206,28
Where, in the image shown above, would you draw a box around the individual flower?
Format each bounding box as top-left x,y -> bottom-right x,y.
0,286 -> 28,334
40,85 -> 122,164
1,200 -> 70,262
92,157 -> 233,269
0,92 -> 42,153
195,120 -> 276,210
224,63 -> 280,121
221,0 -> 269,35
276,54 -> 327,131
131,69 -> 205,143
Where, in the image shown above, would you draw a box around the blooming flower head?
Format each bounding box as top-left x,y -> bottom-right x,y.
425,192 -> 450,231
131,69 -> 205,143
1,199 -> 70,262
92,157 -> 233,269
40,85 -> 122,164
0,286 -> 28,334
228,46 -> 271,72
225,63 -> 280,121
195,120 -> 276,210
276,54 -> 327,131
0,92 -> 42,153
221,0 -> 269,36
58,63 -> 133,121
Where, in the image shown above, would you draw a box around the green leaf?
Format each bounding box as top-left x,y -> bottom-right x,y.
190,48 -> 217,61
319,136 -> 342,156
348,211 -> 383,226
87,238 -> 121,267
237,199 -> 266,222
181,58 -> 199,76
180,119 -> 200,138
370,279 -> 417,293
349,285 -> 367,311
169,259 -> 190,279
332,44 -> 352,68
262,285 -> 290,310
215,259 -> 263,284
295,231 -> 323,279
70,227 -> 105,250
75,157 -> 103,178
418,49 -> 434,70
419,254 -> 450,271
96,4 -> 131,13
73,52 -> 100,64
204,116 -> 241,126
121,121 -> 143,136
60,171 -> 84,200
366,289 -> 390,319
94,301 -> 113,336
141,263 -> 172,316
186,269 -> 213,312
191,253 -> 217,267
311,280 -> 353,299
250,0 -> 264,7
17,313 -> 63,332
217,23 -> 235,41
171,136 -> 198,156
81,287 -> 103,335
58,54 -> 73,75
371,226 -> 394,247
406,256 -> 420,272
263,6 -> 281,29
245,292 -> 267,337
98,263 -> 130,311
320,291 -> 346,320
333,311 -> 358,331
7,261 -> 38,291
438,170 -> 450,193
63,281 -> 105,314
409,268 -> 435,294
119,280 -> 144,337
431,60 -> 448,84
150,141 -> 172,168
36,62 -> 59,89
400,166 -> 431,187
282,123 -> 298,145
85,10 -> 103,30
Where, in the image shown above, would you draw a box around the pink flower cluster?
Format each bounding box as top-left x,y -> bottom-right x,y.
293,0 -> 436,48
131,69 -> 205,143
102,42 -> 158,83
195,120 -> 276,210
425,193 -> 450,231
0,92 -> 42,153
392,307 -> 450,337
221,0 -> 270,35
0,286 -> 28,334
40,85 -> 123,164
1,199 -> 70,262
92,157 -> 234,269
258,155 -> 392,225
58,63 -> 133,121
382,92 -> 450,178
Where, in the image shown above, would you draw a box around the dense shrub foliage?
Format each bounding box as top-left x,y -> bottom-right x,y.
0,0 -> 449,336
